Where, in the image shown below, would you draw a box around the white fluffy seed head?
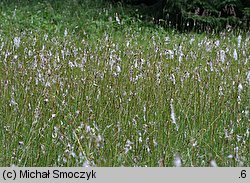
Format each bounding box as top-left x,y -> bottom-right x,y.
174,153 -> 182,167
220,50 -> 225,63
13,37 -> 20,48
170,99 -> 179,131
247,71 -> 250,85
237,35 -> 242,48
233,49 -> 238,61
238,83 -> 243,93
210,160 -> 217,167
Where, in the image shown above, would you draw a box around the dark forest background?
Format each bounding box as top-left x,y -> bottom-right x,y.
1,0 -> 249,31
109,0 -> 250,31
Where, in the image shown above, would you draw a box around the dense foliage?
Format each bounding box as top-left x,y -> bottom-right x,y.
111,0 -> 250,30
1,0 -> 249,167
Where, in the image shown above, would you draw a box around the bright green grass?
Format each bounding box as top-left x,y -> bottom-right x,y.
0,0 -> 249,167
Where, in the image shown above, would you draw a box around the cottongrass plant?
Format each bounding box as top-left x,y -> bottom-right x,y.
0,0 -> 249,167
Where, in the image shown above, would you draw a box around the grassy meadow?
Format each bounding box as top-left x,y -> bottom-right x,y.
0,0 -> 249,167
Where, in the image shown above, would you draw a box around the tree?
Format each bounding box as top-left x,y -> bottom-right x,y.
110,0 -> 250,30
